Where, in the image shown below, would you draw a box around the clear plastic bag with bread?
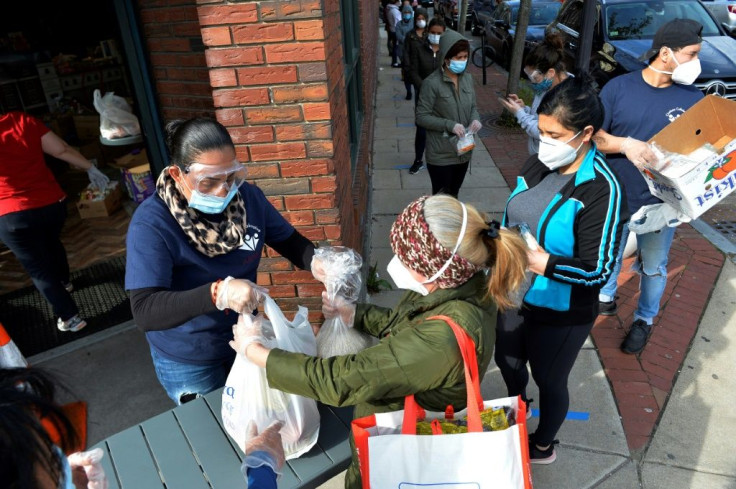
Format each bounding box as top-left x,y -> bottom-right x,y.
311,246 -> 374,357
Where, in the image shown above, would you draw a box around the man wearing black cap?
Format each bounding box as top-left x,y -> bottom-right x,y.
591,19 -> 704,355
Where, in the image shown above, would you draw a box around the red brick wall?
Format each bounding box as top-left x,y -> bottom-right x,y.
137,0 -> 216,120
135,0 -> 377,317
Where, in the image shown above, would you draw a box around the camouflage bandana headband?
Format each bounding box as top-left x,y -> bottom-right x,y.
389,196 -> 481,289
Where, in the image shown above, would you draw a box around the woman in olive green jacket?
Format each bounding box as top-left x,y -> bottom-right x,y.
416,29 -> 482,197
234,194 -> 528,489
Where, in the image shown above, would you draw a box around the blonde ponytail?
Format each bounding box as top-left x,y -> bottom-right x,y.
483,228 -> 528,311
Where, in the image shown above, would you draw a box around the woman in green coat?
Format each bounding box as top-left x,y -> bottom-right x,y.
416,29 -> 482,197
234,194 -> 528,489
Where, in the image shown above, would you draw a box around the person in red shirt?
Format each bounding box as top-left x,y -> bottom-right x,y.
0,111 -> 110,332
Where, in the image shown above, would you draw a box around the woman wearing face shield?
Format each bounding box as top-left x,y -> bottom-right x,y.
498,33 -> 571,155
415,30 -> 482,198
496,73 -> 628,464
229,193 -> 529,489
125,118 -> 316,405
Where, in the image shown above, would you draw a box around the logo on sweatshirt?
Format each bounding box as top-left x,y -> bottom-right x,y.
240,224 -> 261,251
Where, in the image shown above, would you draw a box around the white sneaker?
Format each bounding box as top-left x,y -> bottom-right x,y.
57,315 -> 87,332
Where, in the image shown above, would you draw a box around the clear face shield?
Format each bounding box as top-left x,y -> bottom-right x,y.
182,161 -> 248,197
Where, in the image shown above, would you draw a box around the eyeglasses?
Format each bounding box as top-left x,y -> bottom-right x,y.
183,161 -> 248,195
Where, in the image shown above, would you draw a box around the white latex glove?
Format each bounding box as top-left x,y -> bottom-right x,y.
620,137 -> 658,168
240,420 -> 285,480
451,123 -> 465,138
229,313 -> 265,356
68,448 -> 109,489
215,276 -> 268,314
86,166 -> 110,191
468,120 -> 482,134
321,291 -> 356,325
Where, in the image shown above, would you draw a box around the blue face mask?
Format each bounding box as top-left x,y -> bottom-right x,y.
448,59 -> 467,74
403,13 -> 413,21
188,185 -> 239,214
531,77 -> 553,94
54,446 -> 74,489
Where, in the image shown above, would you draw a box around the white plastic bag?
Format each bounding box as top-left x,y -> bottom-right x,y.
221,296 -> 320,459
628,203 -> 691,234
311,246 -> 374,357
92,89 -> 141,140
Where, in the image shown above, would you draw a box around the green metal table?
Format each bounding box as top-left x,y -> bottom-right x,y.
91,388 -> 353,488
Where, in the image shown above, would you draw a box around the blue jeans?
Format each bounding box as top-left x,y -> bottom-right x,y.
599,223 -> 676,324
0,200 -> 78,320
150,347 -> 234,405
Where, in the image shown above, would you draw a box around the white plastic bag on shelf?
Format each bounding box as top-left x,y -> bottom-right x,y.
92,89 -> 141,140
311,246 -> 374,357
221,296 -> 320,459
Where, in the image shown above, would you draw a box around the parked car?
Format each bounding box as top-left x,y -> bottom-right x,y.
472,0 -> 500,34
479,0 -> 562,68
436,0 -> 475,31
700,0 -> 736,36
545,0 -> 736,98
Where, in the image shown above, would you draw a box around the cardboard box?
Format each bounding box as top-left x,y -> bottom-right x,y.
76,182 -> 123,219
73,114 -> 100,141
112,149 -> 155,203
112,148 -> 148,170
644,96 -> 736,219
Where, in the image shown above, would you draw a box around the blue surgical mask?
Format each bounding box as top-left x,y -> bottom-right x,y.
54,446 -> 74,489
428,33 -> 441,45
448,59 -> 467,74
531,77 -> 553,94
403,13 -> 413,21
188,185 -> 239,214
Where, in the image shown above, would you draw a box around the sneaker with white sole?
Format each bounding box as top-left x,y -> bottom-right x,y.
63,281 -> 74,293
528,436 -> 559,464
408,160 -> 425,175
57,315 -> 87,332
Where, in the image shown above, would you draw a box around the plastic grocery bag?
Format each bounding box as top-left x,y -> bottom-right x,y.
311,246 -> 374,357
92,89 -> 141,140
221,296 -> 320,459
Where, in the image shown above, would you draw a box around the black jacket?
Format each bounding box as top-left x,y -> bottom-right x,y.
406,33 -> 440,89
503,148 -> 630,325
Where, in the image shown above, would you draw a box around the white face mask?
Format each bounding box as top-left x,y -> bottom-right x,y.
387,202 -> 468,295
428,33 -> 441,45
387,255 -> 431,296
670,48 -> 701,85
417,19 -> 427,28
538,131 -> 583,170
649,48 -> 702,86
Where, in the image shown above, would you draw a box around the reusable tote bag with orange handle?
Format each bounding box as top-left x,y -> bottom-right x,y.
351,315 -> 533,489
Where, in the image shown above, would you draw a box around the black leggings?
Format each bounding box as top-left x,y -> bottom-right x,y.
495,309 -> 593,446
413,91 -> 426,163
427,161 -> 469,197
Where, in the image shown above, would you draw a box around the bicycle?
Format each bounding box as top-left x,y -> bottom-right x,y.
472,44 -> 495,68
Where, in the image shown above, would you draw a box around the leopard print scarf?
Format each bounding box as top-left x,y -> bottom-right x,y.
155,168 -> 246,257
